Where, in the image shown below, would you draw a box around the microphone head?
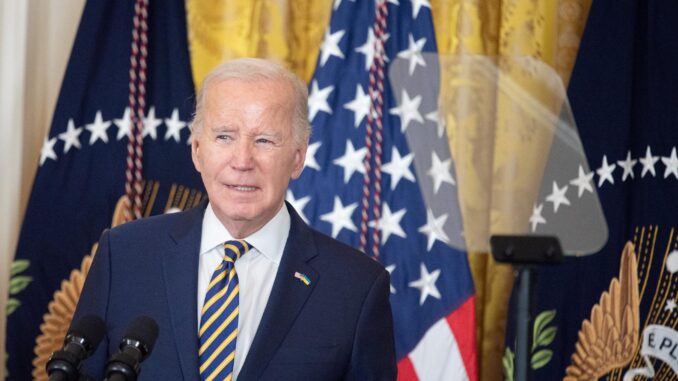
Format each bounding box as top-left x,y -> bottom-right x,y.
122,316 -> 159,357
67,315 -> 106,355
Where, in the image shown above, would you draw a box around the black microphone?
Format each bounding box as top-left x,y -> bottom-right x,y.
104,316 -> 159,381
46,314 -> 106,381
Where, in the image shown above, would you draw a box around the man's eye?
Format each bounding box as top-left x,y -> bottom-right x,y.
216,135 -> 232,141
256,138 -> 272,144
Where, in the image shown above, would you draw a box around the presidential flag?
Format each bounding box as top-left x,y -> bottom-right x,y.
288,0 -> 477,379
5,0 -> 203,378
502,0 -> 678,379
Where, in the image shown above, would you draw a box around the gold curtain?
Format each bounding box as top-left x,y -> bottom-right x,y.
186,0 -> 332,87
186,1 -> 591,380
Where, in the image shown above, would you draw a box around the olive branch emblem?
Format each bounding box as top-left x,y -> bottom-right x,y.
503,309 -> 558,381
7,259 -> 32,315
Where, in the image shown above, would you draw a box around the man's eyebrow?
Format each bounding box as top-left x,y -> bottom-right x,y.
252,130 -> 281,137
210,125 -> 236,133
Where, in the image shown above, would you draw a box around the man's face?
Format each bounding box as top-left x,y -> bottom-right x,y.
191,78 -> 307,237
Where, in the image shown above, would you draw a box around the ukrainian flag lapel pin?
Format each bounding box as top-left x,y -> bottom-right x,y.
294,271 -> 311,286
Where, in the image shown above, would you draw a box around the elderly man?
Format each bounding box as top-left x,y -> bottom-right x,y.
72,58 -> 397,380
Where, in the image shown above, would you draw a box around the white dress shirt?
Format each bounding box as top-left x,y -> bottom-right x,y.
197,203 -> 289,380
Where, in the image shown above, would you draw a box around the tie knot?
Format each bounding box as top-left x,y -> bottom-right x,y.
223,240 -> 250,263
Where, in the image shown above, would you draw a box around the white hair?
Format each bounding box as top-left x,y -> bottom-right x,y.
191,58 -> 310,145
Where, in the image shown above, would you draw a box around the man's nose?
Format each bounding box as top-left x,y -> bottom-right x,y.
230,140 -> 255,170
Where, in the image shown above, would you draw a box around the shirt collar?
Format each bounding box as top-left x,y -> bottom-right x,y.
200,202 -> 290,265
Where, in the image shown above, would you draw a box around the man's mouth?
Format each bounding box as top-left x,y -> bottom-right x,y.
227,184 -> 258,192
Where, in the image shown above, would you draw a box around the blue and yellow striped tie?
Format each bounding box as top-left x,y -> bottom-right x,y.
199,239 -> 250,381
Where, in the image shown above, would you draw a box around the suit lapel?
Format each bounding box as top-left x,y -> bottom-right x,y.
238,203 -> 319,380
162,203 -> 205,381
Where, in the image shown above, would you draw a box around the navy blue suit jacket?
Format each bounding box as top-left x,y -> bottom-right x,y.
72,202 -> 397,380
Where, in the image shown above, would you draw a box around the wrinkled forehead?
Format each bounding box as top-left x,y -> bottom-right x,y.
209,78 -> 293,107
204,78 -> 295,127
206,77 -> 293,105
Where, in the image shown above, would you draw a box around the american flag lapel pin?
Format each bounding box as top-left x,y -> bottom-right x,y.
294,271 -> 311,286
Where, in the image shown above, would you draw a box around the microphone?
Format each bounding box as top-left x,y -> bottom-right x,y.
46,314 -> 106,381
104,316 -> 159,381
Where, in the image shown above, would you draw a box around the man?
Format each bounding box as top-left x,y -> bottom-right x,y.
72,58 -> 397,380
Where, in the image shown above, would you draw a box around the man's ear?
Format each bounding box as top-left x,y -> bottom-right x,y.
191,134 -> 202,173
290,143 -> 307,179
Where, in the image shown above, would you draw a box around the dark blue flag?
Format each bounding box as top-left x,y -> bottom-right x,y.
5,0 -> 202,378
288,0 -> 476,379
504,0 -> 678,379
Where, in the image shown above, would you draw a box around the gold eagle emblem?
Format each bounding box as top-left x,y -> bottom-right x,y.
563,242 -> 640,380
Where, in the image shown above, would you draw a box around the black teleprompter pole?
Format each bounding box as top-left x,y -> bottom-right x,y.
490,235 -> 563,381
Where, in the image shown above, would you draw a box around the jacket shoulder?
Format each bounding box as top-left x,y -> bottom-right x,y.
309,229 -> 386,278
107,204 -> 203,240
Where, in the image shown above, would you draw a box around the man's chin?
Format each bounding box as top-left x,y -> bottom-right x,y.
219,208 -> 257,222
218,205 -> 264,222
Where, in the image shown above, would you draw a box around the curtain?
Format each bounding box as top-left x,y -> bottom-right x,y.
186,0 -> 331,87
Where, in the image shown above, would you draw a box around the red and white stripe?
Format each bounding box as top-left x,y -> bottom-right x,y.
397,297 -> 477,381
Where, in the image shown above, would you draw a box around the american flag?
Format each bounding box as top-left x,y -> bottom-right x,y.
287,0 -> 477,379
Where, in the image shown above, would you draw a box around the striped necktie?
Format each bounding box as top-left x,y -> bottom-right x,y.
199,239 -> 250,381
